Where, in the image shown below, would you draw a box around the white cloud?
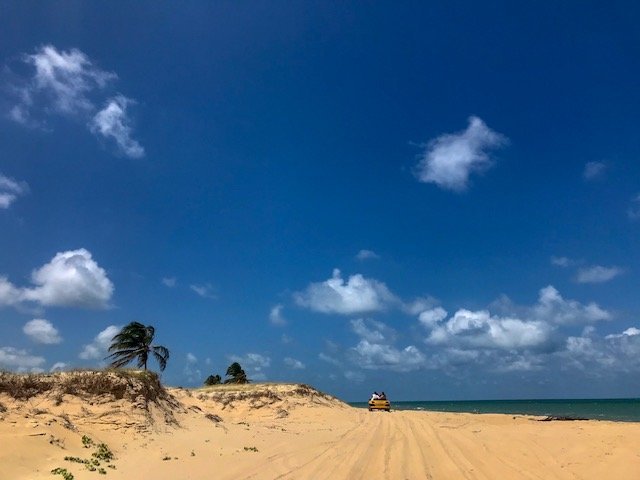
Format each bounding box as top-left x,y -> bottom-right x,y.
294,269 -> 397,315
0,346 -> 45,370
414,116 -> 507,192
7,45 -> 144,157
22,249 -> 114,308
90,96 -> 144,158
79,325 -> 120,360
583,161 -> 606,181
0,276 -> 23,307
269,304 -> 287,326
494,355 -> 544,372
346,318 -> 425,371
351,340 -> 426,372
418,307 -> 448,329
629,194 -> 640,220
24,45 -> 116,116
564,327 -> 640,372
576,265 -> 624,284
356,249 -> 380,261
350,318 -> 395,343
0,174 -> 29,209
186,353 -> 198,363
50,362 -> 68,372
23,319 -> 62,344
428,309 -> 552,350
550,256 -> 573,267
161,277 -> 177,288
605,327 -> 640,340
283,357 -> 305,370
400,295 -> 439,316
190,283 -> 216,299
0,249 -> 113,309
533,286 -> 611,324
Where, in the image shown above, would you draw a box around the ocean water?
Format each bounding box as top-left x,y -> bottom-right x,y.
350,398 -> 640,422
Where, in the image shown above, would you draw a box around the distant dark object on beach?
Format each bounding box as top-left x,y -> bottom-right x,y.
537,415 -> 589,422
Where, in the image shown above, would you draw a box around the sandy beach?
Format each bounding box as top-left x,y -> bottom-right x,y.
1,371 -> 639,480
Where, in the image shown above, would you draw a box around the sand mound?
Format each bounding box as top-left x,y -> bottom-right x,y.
0,370 -> 184,433
186,382 -> 346,413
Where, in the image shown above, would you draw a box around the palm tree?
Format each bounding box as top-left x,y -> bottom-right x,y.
204,374 -> 222,386
224,362 -> 249,384
106,322 -> 170,371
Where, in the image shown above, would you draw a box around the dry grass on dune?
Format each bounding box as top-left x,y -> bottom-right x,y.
189,382 -> 347,411
0,369 -> 175,404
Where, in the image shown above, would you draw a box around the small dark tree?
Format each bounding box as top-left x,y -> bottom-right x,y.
105,322 -> 170,372
204,374 -> 222,386
224,362 -> 249,384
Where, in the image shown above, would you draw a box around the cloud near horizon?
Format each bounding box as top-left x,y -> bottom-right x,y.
79,325 -> 121,361
23,319 -> 62,344
0,346 -> 45,371
414,116 -> 507,192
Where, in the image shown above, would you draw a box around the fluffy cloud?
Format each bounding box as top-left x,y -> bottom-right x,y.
269,304 -> 287,326
161,277 -> 177,288
356,249 -> 380,261
294,269 -> 397,315
0,346 -> 45,370
428,309 -> 552,350
190,283 -> 216,299
23,319 -> 62,344
0,174 -> 29,209
583,161 -> 607,181
0,276 -> 23,307
283,357 -> 305,370
418,307 -> 448,328
79,325 -> 120,360
7,45 -> 143,157
0,249 -> 113,309
90,96 -> 144,158
414,116 -> 507,192
348,318 -> 425,371
576,265 -> 624,284
22,249 -> 114,308
565,327 -> 640,372
533,286 -> 611,324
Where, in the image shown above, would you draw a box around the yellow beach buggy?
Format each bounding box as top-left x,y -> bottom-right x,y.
368,398 -> 391,412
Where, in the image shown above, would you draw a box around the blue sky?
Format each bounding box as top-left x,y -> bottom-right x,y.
1,1 -> 639,401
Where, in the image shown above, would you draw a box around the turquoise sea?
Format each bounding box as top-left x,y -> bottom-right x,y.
350,398 -> 640,422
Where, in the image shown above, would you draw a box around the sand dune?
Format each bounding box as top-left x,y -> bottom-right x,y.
1,371 -> 639,479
